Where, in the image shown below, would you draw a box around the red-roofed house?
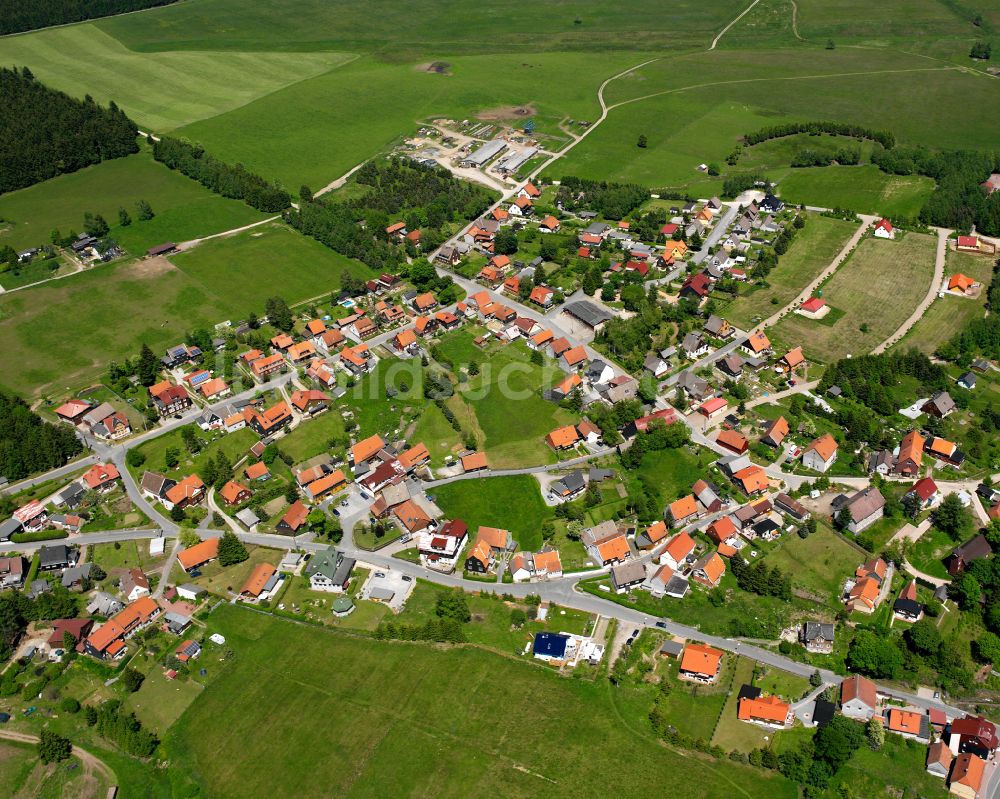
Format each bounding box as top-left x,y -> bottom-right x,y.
874,218 -> 895,239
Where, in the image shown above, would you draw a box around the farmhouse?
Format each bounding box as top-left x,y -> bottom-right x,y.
802,433 -> 838,473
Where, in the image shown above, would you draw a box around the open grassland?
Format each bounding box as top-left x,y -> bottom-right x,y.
777,166 -> 935,217
770,231 -> 937,362
896,248 -> 994,355
433,475 -> 551,552
99,0 -> 740,54
0,225 -> 369,398
166,605 -> 799,799
169,222 -> 372,310
175,51 -> 640,189
0,25 -> 353,132
0,147 -> 265,254
720,214 -> 857,328
559,48 -> 1000,191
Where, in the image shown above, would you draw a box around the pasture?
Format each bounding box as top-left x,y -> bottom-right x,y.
0,147 -> 264,254
0,25 -> 352,132
770,231 -> 937,362
165,604 -> 799,799
777,166 -> 935,218
720,214 -> 858,328
763,522 -> 863,607
432,474 -> 551,552
897,249 -> 994,355
0,224 -> 366,398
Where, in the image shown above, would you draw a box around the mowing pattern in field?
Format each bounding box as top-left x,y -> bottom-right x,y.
0,224 -> 371,398
896,248 -> 993,355
720,214 -> 857,329
0,25 -> 352,132
167,605 -> 798,799
0,147 -> 265,254
770,231 -> 937,362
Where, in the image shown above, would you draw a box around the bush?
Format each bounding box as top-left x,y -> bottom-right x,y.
119,667 -> 144,693
38,730 -> 71,764
60,697 -> 81,714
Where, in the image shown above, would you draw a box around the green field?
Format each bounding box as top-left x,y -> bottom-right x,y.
0,25 -> 353,132
764,522 -> 863,607
898,248 -> 994,355
166,604 -> 799,799
0,223 -> 371,398
0,147 -> 265,254
771,231 -> 937,362
432,475 -> 552,552
720,214 -> 858,328
777,166 -> 935,218
0,739 -> 112,799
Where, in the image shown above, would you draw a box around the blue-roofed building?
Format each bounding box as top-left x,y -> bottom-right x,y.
533,632 -> 569,662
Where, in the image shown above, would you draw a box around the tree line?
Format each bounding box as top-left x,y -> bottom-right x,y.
742,121 -> 895,150
0,392 -> 83,481
555,176 -> 649,219
870,145 -> 1000,233
151,135 -> 291,213
940,257 -> 1000,362
1,66 -> 138,194
0,0 -> 179,35
287,158 -> 493,272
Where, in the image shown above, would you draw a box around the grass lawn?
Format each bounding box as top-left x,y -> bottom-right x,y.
337,357 -> 425,441
0,146 -> 266,254
189,546 -> 282,596
753,667 -> 811,703
165,604 -> 799,799
896,249 -> 994,355
128,426 -> 258,483
278,409 -> 346,464
720,214 -> 858,329
907,526 -> 955,580
712,658 -> 774,753
655,650 -> 735,741
0,223 -> 368,398
624,445 -> 714,509
0,24 -> 352,132
830,734 -> 949,799
777,166 -> 934,218
764,522 -> 863,608
770,232 -> 937,363
126,668 -> 204,736
432,475 -> 552,552
91,539 -> 169,576
169,222 -> 373,313
454,337 -> 579,468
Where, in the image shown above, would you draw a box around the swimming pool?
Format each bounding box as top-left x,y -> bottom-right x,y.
340,299 -> 356,309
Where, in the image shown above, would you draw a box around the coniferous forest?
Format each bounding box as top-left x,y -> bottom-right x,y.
0,392 -> 83,480
0,67 -> 139,194
0,0 -> 179,35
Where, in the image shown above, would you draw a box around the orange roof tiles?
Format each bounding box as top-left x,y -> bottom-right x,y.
680,643 -> 723,676
738,694 -> 789,724
698,552 -> 726,584
241,563 -> 277,597
395,328 -> 418,349
352,434 -> 386,465
744,330 -> 771,353
707,515 -> 737,544
245,461 -> 270,480
85,596 -> 160,654
734,465 -> 769,494
281,500 -> 309,531
887,708 -> 923,736
783,347 -> 805,368
477,526 -> 510,550
805,433 -> 838,462
669,495 -> 698,522
645,520 -> 668,544
165,474 -> 204,506
949,273 -> 975,292
462,451 -> 488,471
664,531 -> 695,563
533,549 -> 561,574
562,346 -> 588,367
177,538 -> 219,571
219,481 -> 249,505
596,534 -> 631,564
951,753 -> 985,792
82,463 -> 120,489
546,425 -> 580,449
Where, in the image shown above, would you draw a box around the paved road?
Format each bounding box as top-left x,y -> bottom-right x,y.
873,226 -> 950,355
421,446 -> 616,489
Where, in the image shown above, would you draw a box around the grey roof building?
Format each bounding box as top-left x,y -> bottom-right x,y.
0,518 -> 22,542
87,591 -> 123,616
61,563 -> 93,589
235,508 -> 261,529
562,300 -> 613,330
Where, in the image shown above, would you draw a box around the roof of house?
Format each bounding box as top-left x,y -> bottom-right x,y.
848,488 -> 886,523
476,526 -> 511,550
664,531 -> 695,563
738,694 -> 790,723
241,562 -> 278,597
669,494 -> 699,522
927,740 -> 952,771
887,708 -> 923,735
219,481 -> 249,504
743,330 -> 772,353
898,430 -> 925,466
596,534 -> 631,563
165,474 -> 204,506
841,674 -> 877,708
949,273 -> 975,292
875,217 -> 893,233
707,515 -> 737,543
734,465 -> 769,494
951,753 -> 986,792
562,345 -> 588,367
245,461 -> 270,480
352,434 -> 386,465
716,429 -> 748,453
85,596 -> 160,653
81,463 -> 120,489
909,477 -> 938,501
783,347 -> 805,368
680,643 -> 723,675
280,500 -> 309,531
177,538 -> 219,570
800,297 -> 825,313
763,416 -> 789,444
547,425 -> 579,449
462,451 -> 488,471
805,433 -> 838,462
695,552 -> 726,583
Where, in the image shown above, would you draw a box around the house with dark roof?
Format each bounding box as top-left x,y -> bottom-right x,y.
800,621 -> 835,653
947,534 -> 991,576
